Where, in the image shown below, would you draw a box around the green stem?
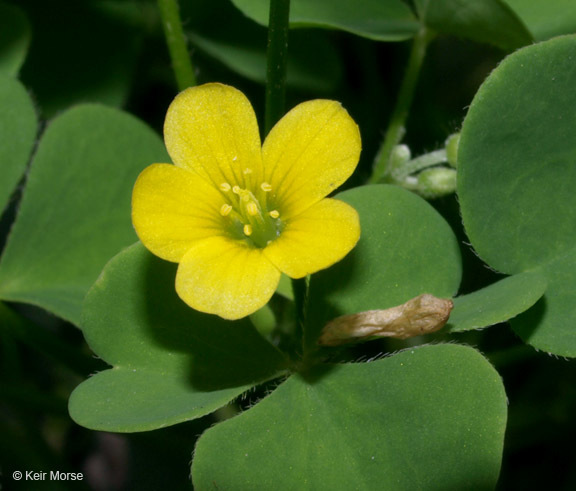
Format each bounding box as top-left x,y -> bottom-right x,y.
292,276 -> 307,327
392,149 -> 447,181
369,28 -> 432,183
264,0 -> 291,135
157,0 -> 196,91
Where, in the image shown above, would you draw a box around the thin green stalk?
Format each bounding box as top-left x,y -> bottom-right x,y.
264,0 -> 291,135
157,0 -> 196,91
369,28 -> 432,183
291,276 -> 307,334
392,149 -> 447,181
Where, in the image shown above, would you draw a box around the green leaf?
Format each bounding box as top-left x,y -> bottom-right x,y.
458,35 -> 576,355
0,105 -> 168,324
511,248 -> 576,357
0,2 -> 31,76
19,1 -> 141,116
230,0 -> 419,42
70,369 -> 249,433
447,272 -> 547,333
414,0 -> 532,50
459,37 -> 576,274
504,0 -> 576,41
0,75 -> 37,215
190,30 -> 342,92
69,243 -> 288,432
307,185 -> 461,347
193,344 -> 507,489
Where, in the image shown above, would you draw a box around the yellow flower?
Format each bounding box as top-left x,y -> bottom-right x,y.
132,83 -> 361,320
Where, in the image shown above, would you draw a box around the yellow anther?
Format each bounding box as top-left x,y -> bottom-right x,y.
232,186 -> 241,194
243,168 -> 253,175
261,182 -> 272,192
220,182 -> 231,192
243,224 -> 253,236
247,202 -> 259,216
269,210 -> 280,219
220,204 -> 232,217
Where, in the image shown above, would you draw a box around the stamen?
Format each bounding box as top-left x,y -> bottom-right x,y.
247,202 -> 259,216
220,204 -> 232,217
243,168 -> 253,175
218,179 -> 281,246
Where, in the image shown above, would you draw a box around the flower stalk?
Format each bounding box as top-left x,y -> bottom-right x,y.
265,0 -> 291,135
369,28 -> 432,183
392,148 -> 447,181
157,0 -> 196,91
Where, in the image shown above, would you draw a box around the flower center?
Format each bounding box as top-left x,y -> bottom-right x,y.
218,169 -> 283,248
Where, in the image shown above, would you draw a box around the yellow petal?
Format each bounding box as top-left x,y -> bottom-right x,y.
264,198 -> 360,278
132,164 -> 225,262
176,236 -> 281,320
164,83 -> 264,189
262,100 -> 361,218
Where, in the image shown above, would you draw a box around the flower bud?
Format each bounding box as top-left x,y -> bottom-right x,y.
391,144 -> 411,166
445,133 -> 460,169
417,167 -> 457,199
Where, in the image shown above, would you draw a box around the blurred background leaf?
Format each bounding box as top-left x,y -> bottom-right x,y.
17,0 -> 145,117
0,2 -> 31,76
413,0 -> 532,50
503,0 -> 576,41
0,75 -> 37,215
189,29 -> 342,93
229,0 -> 419,41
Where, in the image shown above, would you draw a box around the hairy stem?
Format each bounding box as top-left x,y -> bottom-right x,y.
392,149 -> 447,181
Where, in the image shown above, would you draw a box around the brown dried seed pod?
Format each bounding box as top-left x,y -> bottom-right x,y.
318,294 -> 454,347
